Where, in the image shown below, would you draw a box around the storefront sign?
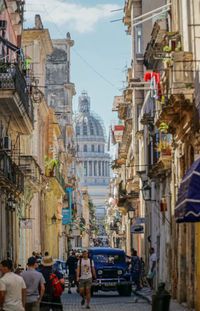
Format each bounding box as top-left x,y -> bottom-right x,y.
136,217 -> 146,224
130,224 -> 144,234
114,125 -> 124,143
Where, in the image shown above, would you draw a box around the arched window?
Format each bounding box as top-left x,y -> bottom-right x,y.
83,145 -> 87,152
90,122 -> 94,135
76,125 -> 80,136
96,125 -> 99,136
83,122 -> 87,136
91,145 -> 95,152
98,145 -> 101,153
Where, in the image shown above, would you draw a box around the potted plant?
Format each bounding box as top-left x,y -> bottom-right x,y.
155,141 -> 171,156
111,159 -> 122,170
44,155 -> 59,176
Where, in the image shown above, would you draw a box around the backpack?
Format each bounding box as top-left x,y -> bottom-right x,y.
49,273 -> 63,297
79,258 -> 93,277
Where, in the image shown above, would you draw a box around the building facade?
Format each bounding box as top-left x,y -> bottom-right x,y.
74,91 -> 110,231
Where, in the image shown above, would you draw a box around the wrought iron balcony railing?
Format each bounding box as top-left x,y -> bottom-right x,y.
0,63 -> 34,122
0,151 -> 24,193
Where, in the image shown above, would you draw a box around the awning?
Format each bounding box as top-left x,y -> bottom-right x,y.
175,158 -> 200,223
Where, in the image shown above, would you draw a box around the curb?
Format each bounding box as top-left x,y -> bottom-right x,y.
132,290 -> 152,304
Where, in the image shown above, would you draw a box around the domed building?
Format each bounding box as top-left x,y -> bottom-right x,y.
74,91 -> 110,224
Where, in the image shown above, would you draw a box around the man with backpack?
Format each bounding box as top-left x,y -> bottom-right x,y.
39,256 -> 65,311
76,250 -> 97,309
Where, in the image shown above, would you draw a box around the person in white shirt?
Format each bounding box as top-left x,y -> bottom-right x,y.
0,259 -> 26,311
147,247 -> 156,290
76,250 -> 97,309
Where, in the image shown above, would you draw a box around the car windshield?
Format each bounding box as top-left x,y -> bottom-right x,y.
93,254 -> 124,264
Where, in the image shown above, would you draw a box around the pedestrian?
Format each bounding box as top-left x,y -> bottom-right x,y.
147,247 -> 156,290
44,252 -> 49,257
66,251 -> 78,294
76,249 -> 97,309
140,257 -> 146,287
131,250 -> 141,291
0,259 -> 26,311
21,256 -> 45,311
39,256 -> 65,311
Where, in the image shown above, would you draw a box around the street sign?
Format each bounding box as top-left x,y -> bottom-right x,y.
136,217 -> 146,224
130,224 -> 144,234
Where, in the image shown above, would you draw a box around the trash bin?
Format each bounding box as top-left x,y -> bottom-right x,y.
152,283 -> 171,311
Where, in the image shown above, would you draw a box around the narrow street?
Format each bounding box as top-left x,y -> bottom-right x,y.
61,288 -> 150,311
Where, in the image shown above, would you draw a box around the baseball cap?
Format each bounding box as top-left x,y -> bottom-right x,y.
27,256 -> 37,266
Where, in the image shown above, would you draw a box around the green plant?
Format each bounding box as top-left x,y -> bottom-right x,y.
175,42 -> 182,52
163,45 -> 171,52
155,141 -> 171,152
111,159 -> 122,170
158,122 -> 169,133
44,155 -> 59,172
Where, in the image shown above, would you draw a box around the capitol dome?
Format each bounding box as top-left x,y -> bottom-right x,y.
74,91 -> 110,187
74,91 -> 105,141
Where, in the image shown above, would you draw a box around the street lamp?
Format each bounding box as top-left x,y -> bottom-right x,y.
128,206 -> 135,219
51,214 -> 57,224
142,182 -> 151,201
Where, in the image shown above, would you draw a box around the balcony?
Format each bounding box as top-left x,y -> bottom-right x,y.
112,96 -> 124,112
0,63 -> 34,134
19,155 -> 42,190
169,51 -> 194,101
144,18 -> 168,70
0,151 -> 24,193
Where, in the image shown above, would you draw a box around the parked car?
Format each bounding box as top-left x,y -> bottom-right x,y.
89,247 -> 132,296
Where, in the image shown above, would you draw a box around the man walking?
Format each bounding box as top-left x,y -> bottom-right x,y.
147,247 -> 156,290
66,251 -> 78,294
21,256 -> 45,311
131,250 -> 141,291
0,259 -> 26,311
76,250 -> 97,309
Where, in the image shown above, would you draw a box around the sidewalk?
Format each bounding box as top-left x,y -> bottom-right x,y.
133,287 -> 192,311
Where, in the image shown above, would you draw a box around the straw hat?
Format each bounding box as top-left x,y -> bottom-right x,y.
41,256 -> 55,266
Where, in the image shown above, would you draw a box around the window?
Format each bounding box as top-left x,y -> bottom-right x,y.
89,161 -> 92,176
77,144 -> 79,152
98,161 -> 101,176
83,122 -> 87,136
136,25 -> 143,56
90,122 -> 94,135
76,125 -> 80,136
98,145 -> 101,153
83,144 -> 87,152
84,161 -> 87,176
94,161 -> 97,176
91,145 -> 95,152
102,162 -> 104,176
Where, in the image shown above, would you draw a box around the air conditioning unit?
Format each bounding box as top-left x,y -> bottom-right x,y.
3,136 -> 12,150
0,20 -> 7,30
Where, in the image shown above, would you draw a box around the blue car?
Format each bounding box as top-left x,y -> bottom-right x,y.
89,247 -> 132,296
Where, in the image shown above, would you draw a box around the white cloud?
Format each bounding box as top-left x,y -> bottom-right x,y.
24,1 -> 121,33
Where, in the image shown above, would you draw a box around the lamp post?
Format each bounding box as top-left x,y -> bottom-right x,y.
142,182 -> 151,201
128,206 -> 135,251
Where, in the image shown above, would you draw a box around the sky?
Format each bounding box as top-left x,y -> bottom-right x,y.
24,0 -> 131,136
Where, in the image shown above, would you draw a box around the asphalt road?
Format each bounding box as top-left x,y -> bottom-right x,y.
61,288 -> 151,311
